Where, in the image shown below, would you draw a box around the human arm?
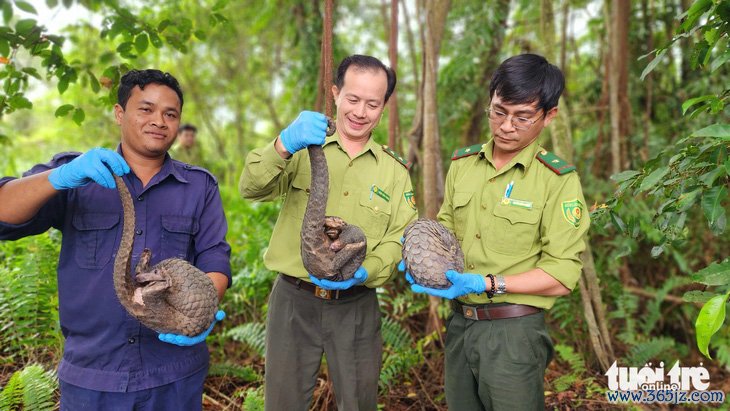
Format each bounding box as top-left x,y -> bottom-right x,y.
0,148 -> 129,225
239,111 -> 327,201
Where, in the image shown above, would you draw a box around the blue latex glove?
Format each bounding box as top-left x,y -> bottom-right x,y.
410,270 -> 486,300
158,310 -> 226,346
48,148 -> 130,190
309,266 -> 368,291
397,259 -> 415,285
279,111 -> 328,154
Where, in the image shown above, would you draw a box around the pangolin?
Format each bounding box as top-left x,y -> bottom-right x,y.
300,118 -> 367,281
402,218 -> 464,289
112,174 -> 218,336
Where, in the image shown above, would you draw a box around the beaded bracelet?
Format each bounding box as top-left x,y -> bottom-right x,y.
485,274 -> 495,299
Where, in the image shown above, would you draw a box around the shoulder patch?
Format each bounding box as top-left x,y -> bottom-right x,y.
451,144 -> 484,161
536,149 -> 576,175
381,145 -> 411,170
179,161 -> 219,185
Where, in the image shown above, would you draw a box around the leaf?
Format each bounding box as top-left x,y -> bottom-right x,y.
609,211 -> 626,233
683,290 -> 715,304
2,2 -> 12,23
695,292 -> 730,358
699,167 -> 727,187
116,41 -> 133,53
640,49 -> 666,80
148,32 -> 162,48
46,0 -> 59,7
702,186 -> 728,234
710,49 -> 729,72
681,0 -> 713,32
57,77 -> 68,94
8,94 -> 32,109
193,30 -> 206,41
638,166 -> 669,192
54,104 -> 74,117
651,245 -> 664,258
0,39 -> 9,57
14,1 -> 37,14
15,19 -> 37,36
72,107 -> 85,125
691,124 -> 730,140
87,71 -> 100,93
610,170 -> 640,183
692,260 -> 730,286
682,95 -> 716,115
157,19 -> 171,32
676,189 -> 702,212
134,33 -> 148,53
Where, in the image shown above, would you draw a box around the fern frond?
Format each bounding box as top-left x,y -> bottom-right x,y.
626,337 -> 676,366
381,317 -> 413,351
0,363 -> 58,411
226,322 -> 266,358
242,386 -> 265,411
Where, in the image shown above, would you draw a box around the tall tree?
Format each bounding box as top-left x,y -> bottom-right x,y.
608,0 -> 631,174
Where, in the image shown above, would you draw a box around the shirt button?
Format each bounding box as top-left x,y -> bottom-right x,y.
137,196 -> 143,201
135,229 -> 143,236
344,191 -> 349,196
128,338 -> 135,344
475,233 -> 481,239
374,206 -> 379,212
489,178 -> 495,183
348,162 -> 353,167
305,188 -> 310,194
481,204 -> 487,209
468,264 -> 475,270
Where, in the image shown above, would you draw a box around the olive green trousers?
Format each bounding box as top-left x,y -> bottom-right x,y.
444,308 -> 554,411
264,276 -> 382,411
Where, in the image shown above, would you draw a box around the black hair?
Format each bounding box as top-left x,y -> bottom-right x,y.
489,54 -> 564,114
178,123 -> 197,134
117,69 -> 184,110
335,54 -> 397,103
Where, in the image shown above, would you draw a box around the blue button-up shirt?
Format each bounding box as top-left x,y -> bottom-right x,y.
0,151 -> 232,392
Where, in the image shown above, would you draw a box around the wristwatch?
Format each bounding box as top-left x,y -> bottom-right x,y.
493,275 -> 507,295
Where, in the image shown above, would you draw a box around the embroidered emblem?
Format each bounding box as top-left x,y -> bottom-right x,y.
404,191 -> 417,210
561,199 -> 584,228
370,184 -> 391,202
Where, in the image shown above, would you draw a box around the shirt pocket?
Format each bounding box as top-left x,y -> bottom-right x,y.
71,212 -> 120,269
485,203 -> 541,255
358,191 -> 392,241
285,172 -> 311,221
452,191 -> 473,241
160,215 -> 199,260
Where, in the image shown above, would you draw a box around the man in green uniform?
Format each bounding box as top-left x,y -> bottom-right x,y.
240,55 -> 417,411
403,53 -> 589,410
171,123 -> 203,165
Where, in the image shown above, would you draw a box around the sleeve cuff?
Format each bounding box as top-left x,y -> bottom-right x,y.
362,258 -> 385,288
536,260 -> 581,291
261,138 -> 290,171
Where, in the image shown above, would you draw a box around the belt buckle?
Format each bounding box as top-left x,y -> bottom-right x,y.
314,286 -> 332,300
462,305 -> 479,320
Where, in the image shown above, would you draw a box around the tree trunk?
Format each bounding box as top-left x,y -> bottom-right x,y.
422,0 -> 451,337
609,0 -> 631,174
461,0 -> 510,147
640,0 -> 653,162
387,0 -> 399,150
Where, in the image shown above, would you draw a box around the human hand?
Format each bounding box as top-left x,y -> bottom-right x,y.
309,266 -> 368,291
279,111 -> 329,154
158,310 -> 226,346
410,270 -> 486,300
48,148 -> 130,190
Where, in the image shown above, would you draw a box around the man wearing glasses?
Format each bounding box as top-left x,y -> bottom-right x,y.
403,54 -> 589,409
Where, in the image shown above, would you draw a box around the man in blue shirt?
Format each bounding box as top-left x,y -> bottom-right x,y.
0,69 -> 231,410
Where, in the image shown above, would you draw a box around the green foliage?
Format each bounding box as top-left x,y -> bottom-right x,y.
208,362 -> 261,382
0,232 -> 62,363
0,363 -> 57,411
552,344 -> 587,392
226,322 -> 266,358
241,386 -> 265,411
626,337 -> 682,367
695,291 -> 730,358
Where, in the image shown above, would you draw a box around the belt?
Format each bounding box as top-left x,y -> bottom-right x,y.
451,300 -> 541,321
279,274 -> 371,300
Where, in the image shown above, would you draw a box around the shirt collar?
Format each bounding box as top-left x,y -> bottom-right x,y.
483,138 -> 542,173
323,132 -> 380,164
116,144 -> 188,185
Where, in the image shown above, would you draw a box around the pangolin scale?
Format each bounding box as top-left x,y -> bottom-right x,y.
402,218 -> 464,289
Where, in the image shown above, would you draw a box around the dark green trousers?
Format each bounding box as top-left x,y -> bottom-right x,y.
264,276 -> 382,411
444,308 -> 554,411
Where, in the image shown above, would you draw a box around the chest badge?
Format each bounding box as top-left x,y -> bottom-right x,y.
370,184 -> 390,202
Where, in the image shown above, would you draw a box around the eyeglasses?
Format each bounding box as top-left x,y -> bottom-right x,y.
485,107 -> 544,131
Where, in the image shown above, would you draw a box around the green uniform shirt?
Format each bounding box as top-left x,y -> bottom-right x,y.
240,133 -> 417,288
438,139 -> 589,309
171,145 -> 203,166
